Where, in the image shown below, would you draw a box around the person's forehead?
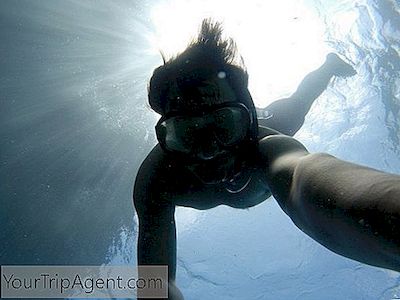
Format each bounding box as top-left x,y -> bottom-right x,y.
164,71 -> 237,113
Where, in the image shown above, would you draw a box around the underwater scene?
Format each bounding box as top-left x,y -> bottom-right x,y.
1,0 -> 400,299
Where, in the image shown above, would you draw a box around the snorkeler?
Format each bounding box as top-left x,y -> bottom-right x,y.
133,19 -> 399,300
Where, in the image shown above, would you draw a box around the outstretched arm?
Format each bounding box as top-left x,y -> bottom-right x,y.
259,135 -> 400,272
133,148 -> 184,300
257,53 -> 356,136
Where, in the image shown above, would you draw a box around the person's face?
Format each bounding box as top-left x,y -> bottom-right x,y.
160,71 -> 251,184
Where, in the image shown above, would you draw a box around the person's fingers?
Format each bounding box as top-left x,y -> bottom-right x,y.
169,281 -> 184,300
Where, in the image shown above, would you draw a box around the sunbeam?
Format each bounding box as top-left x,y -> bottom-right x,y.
2,0 -> 400,299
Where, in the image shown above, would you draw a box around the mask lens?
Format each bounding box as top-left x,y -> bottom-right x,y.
213,107 -> 249,145
156,104 -> 250,156
158,116 -> 204,154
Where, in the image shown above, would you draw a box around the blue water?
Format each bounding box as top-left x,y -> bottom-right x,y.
1,0 -> 399,299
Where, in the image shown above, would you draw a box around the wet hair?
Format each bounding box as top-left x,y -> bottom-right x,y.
148,19 -> 258,142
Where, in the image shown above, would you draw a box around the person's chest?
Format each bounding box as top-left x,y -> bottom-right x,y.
159,162 -> 271,210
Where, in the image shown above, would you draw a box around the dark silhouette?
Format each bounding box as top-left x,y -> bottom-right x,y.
257,52 -> 356,135
133,20 -> 398,300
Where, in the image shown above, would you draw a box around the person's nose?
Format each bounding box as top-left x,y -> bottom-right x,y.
196,138 -> 221,160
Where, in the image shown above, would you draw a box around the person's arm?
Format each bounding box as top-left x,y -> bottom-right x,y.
259,135 -> 400,272
133,148 -> 184,300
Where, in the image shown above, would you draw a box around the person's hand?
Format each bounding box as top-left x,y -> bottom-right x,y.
169,280 -> 184,300
325,53 -> 357,77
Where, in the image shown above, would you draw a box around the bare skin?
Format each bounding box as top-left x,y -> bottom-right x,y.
133,54 -> 358,299
134,128 -> 273,300
260,135 -> 400,272
135,132 -> 400,300
257,53 -> 356,135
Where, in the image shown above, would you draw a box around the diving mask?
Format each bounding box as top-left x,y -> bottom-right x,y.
156,102 -> 252,157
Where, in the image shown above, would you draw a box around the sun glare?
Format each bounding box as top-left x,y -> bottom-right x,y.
149,0 -> 330,107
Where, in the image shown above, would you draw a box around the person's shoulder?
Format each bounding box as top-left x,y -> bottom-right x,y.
134,144 -> 197,201
257,126 -> 282,140
134,145 -> 172,193
257,134 -> 309,167
137,145 -> 167,176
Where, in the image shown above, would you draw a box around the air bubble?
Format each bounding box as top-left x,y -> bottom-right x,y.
218,71 -> 226,79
